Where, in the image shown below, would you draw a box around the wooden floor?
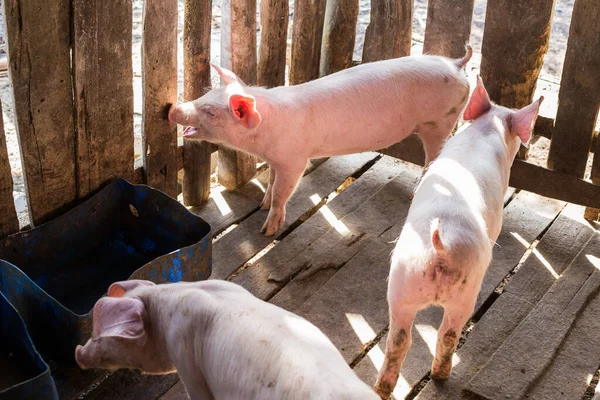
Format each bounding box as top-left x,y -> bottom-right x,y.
54,153 -> 600,400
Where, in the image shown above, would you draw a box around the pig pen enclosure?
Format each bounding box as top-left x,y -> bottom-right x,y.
0,0 -> 600,398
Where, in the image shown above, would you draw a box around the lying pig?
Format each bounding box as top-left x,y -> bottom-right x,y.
169,47 -> 473,236
373,77 -> 543,398
76,279 -> 379,400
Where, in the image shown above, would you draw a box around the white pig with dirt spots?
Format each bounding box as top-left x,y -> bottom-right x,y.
373,77 -> 544,399
169,47 -> 473,236
75,279 -> 379,400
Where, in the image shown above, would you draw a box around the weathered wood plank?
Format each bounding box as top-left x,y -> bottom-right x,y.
158,380 -> 188,400
257,0 -> 288,87
0,98 -> 18,238
182,0 -> 213,205
589,135 -> 600,220
465,234 -> 600,400
547,0 -> 600,178
422,0 -> 475,59
73,0 -> 134,200
210,153 -> 379,280
289,0 -> 327,84
3,0 -> 77,225
142,0 -> 178,197
379,134 -> 425,167
75,370 -> 179,400
218,0 -> 257,188
362,0 -> 412,63
320,0 -> 359,76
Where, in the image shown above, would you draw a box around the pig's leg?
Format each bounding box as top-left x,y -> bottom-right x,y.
374,306 -> 418,399
430,301 -> 473,380
260,163 -> 305,236
261,166 -> 276,210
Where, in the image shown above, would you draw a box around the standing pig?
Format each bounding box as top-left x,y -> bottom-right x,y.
169,47 -> 473,236
373,77 -> 543,398
75,279 -> 379,400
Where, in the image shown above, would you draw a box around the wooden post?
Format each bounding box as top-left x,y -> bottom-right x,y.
0,99 -> 18,238
588,138 -> 600,220
258,0 -> 289,87
289,0 -> 327,84
362,0 -> 413,63
142,0 -> 179,197
182,0 -> 213,205
219,0 -> 257,189
3,0 -> 77,225
73,0 -> 134,200
547,0 -> 600,178
480,0 -> 555,159
319,0 -> 359,76
423,0 -> 475,59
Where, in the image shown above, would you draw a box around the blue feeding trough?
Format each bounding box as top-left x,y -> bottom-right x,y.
0,179 -> 211,365
0,290 -> 58,400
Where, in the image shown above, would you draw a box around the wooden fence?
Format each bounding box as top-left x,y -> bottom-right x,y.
0,0 -> 599,240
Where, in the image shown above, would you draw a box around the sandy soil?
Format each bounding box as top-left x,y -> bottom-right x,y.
0,0 -> 577,226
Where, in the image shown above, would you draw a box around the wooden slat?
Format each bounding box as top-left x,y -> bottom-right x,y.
142,0 -> 178,197
257,0 -> 288,87
547,0 -> 600,178
159,380 -> 188,400
319,0 -> 359,76
0,98 -> 18,238
289,0 -> 327,84
362,0 -> 413,62
182,0 -> 213,205
3,0 -> 77,225
73,0 -> 134,200
589,134 -> 600,220
218,0 -> 257,189
422,0 -> 475,59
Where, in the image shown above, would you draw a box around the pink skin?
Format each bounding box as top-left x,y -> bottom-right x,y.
374,77 -> 543,399
169,47 -> 473,236
76,279 -> 379,400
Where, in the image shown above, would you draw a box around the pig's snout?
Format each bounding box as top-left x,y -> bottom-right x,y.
168,103 -> 195,125
75,344 -> 89,370
167,104 -> 177,123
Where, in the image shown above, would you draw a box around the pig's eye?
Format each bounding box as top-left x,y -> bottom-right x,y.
204,108 -> 216,117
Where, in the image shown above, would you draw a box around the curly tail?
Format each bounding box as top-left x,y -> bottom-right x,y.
455,44 -> 473,69
431,218 -> 444,253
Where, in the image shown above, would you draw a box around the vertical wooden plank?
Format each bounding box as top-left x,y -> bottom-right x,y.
3,0 -> 76,225
257,0 -> 289,87
219,0 -> 257,189
182,0 -> 213,205
319,0 -> 359,76
73,0 -> 134,200
0,99 -> 18,238
547,0 -> 600,178
587,128 -> 600,220
142,0 -> 179,197
423,0 -> 475,59
362,0 -> 413,63
289,0 -> 327,84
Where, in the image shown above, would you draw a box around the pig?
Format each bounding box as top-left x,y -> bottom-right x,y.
75,279 -> 379,400
169,47 -> 473,236
373,77 -> 543,399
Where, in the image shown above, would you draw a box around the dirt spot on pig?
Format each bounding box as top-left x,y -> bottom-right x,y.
423,121 -> 437,128
445,107 -> 457,116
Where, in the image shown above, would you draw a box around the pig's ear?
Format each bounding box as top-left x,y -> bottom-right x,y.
92,297 -> 147,344
108,280 -> 156,298
510,96 -> 544,148
211,63 -> 246,86
229,94 -> 262,129
463,76 -> 492,121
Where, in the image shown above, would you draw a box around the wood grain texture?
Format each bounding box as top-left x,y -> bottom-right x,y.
0,98 -> 18,238
258,0 -> 289,87
362,0 -> 413,62
423,0 -> 475,59
319,0 -> 359,76
182,0 -> 213,205
289,0 -> 327,84
142,0 -> 179,197
547,0 -> 600,178
589,130 -> 600,220
73,0 -> 134,200
3,0 -> 77,225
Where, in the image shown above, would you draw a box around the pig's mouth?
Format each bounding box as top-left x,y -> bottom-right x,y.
182,127 -> 198,137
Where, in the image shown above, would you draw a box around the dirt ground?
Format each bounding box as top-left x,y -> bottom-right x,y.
0,0 -> 576,226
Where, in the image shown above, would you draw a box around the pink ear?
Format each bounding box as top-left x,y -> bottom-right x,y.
229,94 -> 262,129
463,76 -> 492,121
108,280 -> 156,298
211,63 -> 246,86
510,96 -> 544,147
92,297 -> 146,342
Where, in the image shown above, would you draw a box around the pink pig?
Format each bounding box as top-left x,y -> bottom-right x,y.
169,47 -> 473,236
75,279 -> 379,400
373,78 -> 543,398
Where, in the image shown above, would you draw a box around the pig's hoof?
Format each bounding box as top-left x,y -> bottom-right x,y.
430,366 -> 452,380
261,201 -> 271,210
373,382 -> 393,399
